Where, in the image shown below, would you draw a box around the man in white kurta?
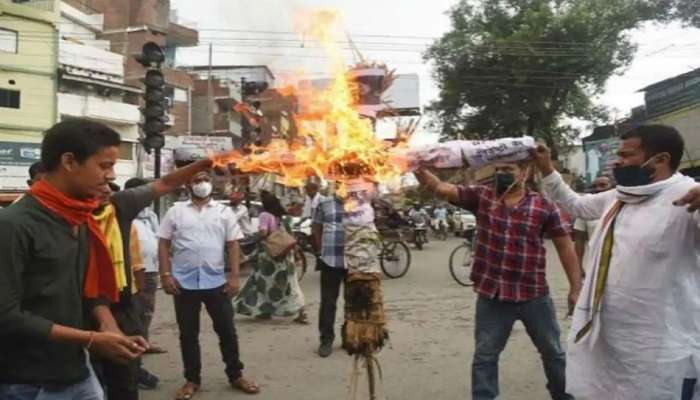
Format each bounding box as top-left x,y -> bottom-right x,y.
534,125 -> 700,400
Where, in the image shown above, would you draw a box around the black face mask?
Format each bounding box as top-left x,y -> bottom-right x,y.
613,157 -> 656,187
494,173 -> 516,195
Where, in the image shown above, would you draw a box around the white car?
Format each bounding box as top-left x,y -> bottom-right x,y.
452,211 -> 476,234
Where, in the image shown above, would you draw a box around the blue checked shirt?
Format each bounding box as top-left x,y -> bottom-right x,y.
313,195 -> 345,268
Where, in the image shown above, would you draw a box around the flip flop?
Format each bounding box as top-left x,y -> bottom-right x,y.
231,377 -> 260,395
175,382 -> 200,400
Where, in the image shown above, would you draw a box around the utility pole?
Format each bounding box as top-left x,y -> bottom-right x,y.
207,41 -> 213,132
240,76 -> 248,146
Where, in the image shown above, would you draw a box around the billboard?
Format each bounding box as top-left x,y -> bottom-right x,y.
582,137 -> 620,185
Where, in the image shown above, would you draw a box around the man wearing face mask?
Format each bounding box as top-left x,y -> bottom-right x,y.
158,172 -> 260,399
533,124 -> 700,399
415,162 -> 581,400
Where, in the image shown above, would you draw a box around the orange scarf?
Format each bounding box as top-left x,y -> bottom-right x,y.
29,179 -> 119,302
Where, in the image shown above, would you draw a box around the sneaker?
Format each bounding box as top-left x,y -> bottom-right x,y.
318,342 -> 333,358
138,367 -> 159,390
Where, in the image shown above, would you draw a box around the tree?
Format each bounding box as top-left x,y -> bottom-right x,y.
424,0 -> 687,155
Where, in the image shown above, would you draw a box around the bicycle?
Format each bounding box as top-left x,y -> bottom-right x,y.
292,230 -> 315,281
378,228 -> 412,279
449,230 -> 475,286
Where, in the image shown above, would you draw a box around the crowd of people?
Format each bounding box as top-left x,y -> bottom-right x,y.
2,119 -> 700,400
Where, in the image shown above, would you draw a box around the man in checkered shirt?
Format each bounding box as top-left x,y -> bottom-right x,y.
416,162 -> 582,400
311,193 -> 346,358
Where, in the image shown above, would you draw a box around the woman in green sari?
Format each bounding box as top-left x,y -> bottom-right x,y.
234,191 -> 309,323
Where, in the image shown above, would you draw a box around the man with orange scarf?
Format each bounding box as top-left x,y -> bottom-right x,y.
0,119 -> 218,400
0,120 -> 147,400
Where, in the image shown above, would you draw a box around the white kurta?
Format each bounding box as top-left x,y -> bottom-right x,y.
542,171 -> 700,400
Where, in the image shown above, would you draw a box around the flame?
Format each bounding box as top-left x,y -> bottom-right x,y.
211,9 -> 406,195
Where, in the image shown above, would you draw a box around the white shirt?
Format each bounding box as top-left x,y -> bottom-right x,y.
159,200 -> 243,290
302,193 -> 321,219
132,208 -> 159,273
542,171 -> 700,400
231,203 -> 255,237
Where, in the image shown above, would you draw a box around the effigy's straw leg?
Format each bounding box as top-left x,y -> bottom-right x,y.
367,351 -> 377,400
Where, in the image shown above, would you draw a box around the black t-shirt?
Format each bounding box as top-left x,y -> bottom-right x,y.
0,195 -> 90,385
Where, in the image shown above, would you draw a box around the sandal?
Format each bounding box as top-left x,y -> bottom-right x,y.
175,382 -> 200,400
231,376 -> 260,394
293,311 -> 310,325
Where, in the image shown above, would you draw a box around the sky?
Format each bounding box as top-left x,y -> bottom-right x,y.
171,0 -> 700,143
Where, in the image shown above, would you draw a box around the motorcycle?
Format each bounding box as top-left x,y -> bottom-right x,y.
410,220 -> 429,250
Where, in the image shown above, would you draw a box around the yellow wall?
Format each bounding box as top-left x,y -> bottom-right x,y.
649,104 -> 700,170
0,0 -> 58,140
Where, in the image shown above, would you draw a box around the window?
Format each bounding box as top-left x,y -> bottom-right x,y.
174,88 -> 188,102
0,29 -> 18,53
0,88 -> 20,109
118,142 -> 134,160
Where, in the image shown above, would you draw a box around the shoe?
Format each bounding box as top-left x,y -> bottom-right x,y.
318,342 -> 333,358
138,367 -> 159,390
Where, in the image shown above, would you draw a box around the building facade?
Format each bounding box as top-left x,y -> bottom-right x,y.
57,0 -> 142,186
636,68 -> 700,176
0,0 -> 59,201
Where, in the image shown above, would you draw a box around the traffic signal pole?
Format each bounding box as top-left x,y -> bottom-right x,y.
154,147 -> 161,215
134,41 -> 167,215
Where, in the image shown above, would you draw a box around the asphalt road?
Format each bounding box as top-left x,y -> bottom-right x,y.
142,236 -> 573,400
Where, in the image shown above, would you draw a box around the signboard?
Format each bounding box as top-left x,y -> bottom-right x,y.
140,135 -> 234,179
582,137 -> 620,185
0,142 -> 41,166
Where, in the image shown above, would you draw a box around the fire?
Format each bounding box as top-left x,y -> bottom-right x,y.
210,9 -> 406,194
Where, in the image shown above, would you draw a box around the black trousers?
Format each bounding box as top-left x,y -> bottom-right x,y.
100,301 -> 144,400
318,258 -> 347,344
173,286 -> 244,385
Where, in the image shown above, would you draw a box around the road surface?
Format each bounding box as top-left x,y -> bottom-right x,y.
142,236 -> 573,400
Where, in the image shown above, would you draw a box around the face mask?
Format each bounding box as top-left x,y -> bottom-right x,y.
191,181 -> 212,199
494,173 -> 516,195
613,157 -> 657,187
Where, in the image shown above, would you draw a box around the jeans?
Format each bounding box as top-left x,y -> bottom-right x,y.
318,258 -> 346,344
472,295 -> 572,400
173,286 -> 244,385
0,355 -> 103,400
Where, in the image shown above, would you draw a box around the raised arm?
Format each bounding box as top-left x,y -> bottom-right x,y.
533,145 -> 611,220
414,168 -> 459,204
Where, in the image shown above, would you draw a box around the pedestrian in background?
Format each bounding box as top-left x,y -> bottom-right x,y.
235,191 -> 308,324
312,190 -> 346,358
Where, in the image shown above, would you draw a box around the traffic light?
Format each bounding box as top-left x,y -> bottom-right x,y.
135,42 -> 166,151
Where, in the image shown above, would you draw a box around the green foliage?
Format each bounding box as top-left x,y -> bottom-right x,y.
424,0 -> 691,154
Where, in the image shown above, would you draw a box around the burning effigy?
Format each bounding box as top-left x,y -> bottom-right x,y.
208,9 -> 536,399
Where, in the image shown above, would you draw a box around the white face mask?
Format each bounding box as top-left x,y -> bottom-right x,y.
191,181 -> 212,199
